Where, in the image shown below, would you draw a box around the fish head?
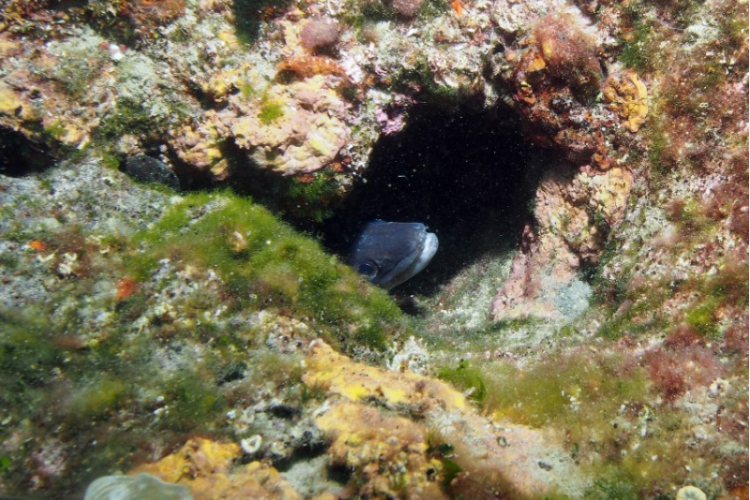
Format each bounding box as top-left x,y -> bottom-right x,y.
349,220 -> 438,290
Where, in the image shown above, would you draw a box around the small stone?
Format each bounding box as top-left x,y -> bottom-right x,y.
537,461 -> 553,471
676,485 -> 707,500
240,435 -> 263,455
121,155 -> 180,190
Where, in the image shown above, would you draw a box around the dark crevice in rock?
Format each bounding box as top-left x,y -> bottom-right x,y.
162,145 -> 215,191
272,435 -> 331,472
326,463 -> 353,485
320,102 -> 543,296
0,126 -> 56,177
224,137 -> 293,199
224,137 -> 342,226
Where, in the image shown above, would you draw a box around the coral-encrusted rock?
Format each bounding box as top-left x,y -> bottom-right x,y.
490,162 -> 633,322
231,76 -> 349,176
570,166 -> 634,227
316,402 -> 447,499
131,438 -> 302,500
493,10 -> 625,171
603,72 -> 649,133
169,110 -> 233,180
490,223 -> 566,322
532,14 -> 603,93
536,168 -> 603,265
303,339 -> 467,410
304,340 -> 588,497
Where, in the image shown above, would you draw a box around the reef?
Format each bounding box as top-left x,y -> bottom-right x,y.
0,0 -> 747,497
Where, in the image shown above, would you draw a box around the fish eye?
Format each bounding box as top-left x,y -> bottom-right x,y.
357,261 -> 378,278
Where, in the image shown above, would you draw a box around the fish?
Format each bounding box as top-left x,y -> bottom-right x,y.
349,220 -> 438,290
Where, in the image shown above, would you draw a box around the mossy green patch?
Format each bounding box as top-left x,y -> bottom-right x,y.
286,172 -> 340,223
416,0 -> 449,20
161,368 -> 227,432
258,99 -> 285,125
0,308 -> 64,406
44,120 -> 68,142
51,44 -> 108,99
480,353 -> 647,429
239,83 -> 258,100
342,0 -> 394,28
438,360 -> 487,403
715,5 -> 749,49
583,469 -> 640,500
645,117 -> 670,176
684,297 -> 720,338
468,350 -> 712,494
124,190 -> 403,350
596,303 -> 669,340
618,20 -> 657,72
65,376 -> 130,420
98,98 -> 156,140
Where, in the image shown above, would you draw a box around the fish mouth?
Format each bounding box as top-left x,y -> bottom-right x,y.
411,232 -> 438,278
379,230 -> 438,290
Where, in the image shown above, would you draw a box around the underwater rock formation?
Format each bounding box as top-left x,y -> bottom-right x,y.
231,76 -> 350,176
303,340 -> 588,497
0,0 -> 746,497
131,439 -> 302,500
490,161 -> 635,323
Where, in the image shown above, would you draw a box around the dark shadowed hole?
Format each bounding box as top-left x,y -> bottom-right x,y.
232,0 -> 293,44
0,127 -> 55,177
319,103 -> 542,296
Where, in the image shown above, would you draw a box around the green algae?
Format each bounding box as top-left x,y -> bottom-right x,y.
161,368 -> 227,432
258,99 -> 285,125
618,20 -> 656,72
0,309 -> 64,407
98,98 -> 157,140
437,360 -> 487,403
595,287 -> 670,340
684,298 -> 721,338
239,83 -> 258,100
43,120 -> 68,142
479,353 -> 648,428
447,351 -> 716,495
50,39 -> 108,99
0,303 -> 247,490
0,308 -> 139,486
123,190 -> 403,350
285,171 -> 341,223
63,376 -> 131,425
583,469 -> 640,500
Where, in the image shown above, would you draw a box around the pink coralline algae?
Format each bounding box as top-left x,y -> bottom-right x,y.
375,96 -> 414,135
391,0 -> 425,18
300,18 -> 340,51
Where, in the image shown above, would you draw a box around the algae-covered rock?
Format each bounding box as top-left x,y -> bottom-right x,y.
316,402 -> 447,499
0,161 -> 403,494
303,339 -> 467,410
231,76 -> 349,176
131,438 -> 302,500
304,340 -> 589,498
0,0 -> 747,494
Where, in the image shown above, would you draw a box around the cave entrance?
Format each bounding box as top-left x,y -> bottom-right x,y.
0,127 -> 56,177
320,103 -> 542,296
